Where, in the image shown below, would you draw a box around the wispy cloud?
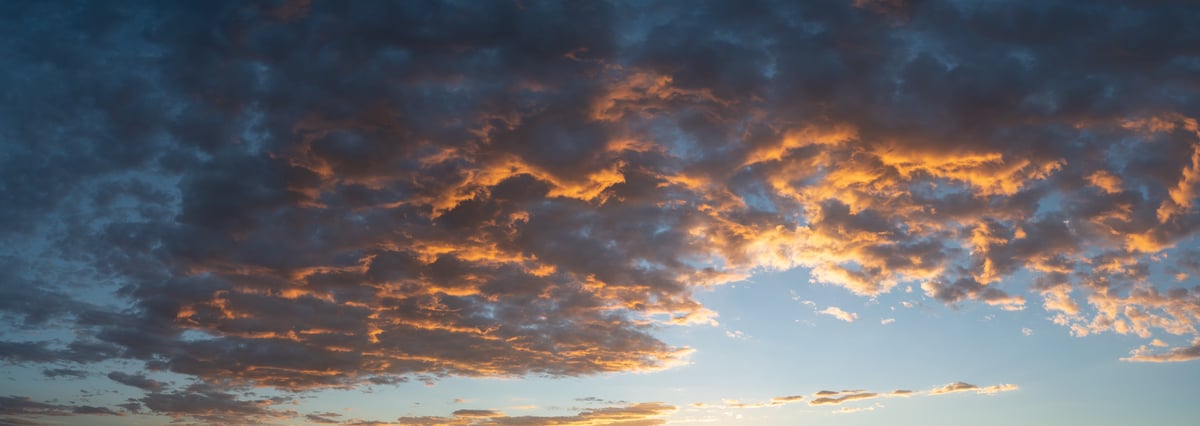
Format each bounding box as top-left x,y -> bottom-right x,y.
818,307 -> 860,323
694,381 -> 1016,416
396,402 -> 675,426
929,382 -> 1020,396
1122,340 -> 1200,363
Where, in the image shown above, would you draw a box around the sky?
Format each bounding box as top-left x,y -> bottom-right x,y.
2,0 -> 1200,425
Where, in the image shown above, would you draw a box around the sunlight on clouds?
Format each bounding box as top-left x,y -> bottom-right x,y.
4,1 -> 1200,424
397,402 -> 677,426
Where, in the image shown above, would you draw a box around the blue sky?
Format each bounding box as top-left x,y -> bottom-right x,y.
3,1 -> 1200,425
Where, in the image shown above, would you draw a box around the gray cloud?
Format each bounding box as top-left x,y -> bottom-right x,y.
107,372 -> 166,392
0,395 -> 124,419
1,0 -> 1199,423
40,368 -> 88,379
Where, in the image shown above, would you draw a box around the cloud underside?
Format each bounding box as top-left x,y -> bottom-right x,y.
2,0 -> 1200,422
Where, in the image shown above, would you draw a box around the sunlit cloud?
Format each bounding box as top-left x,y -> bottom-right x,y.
809,391 -> 879,406
818,307 -> 860,323
396,402 -> 676,426
2,0 -> 1199,423
694,381 -> 1014,416
929,382 -> 1019,396
1121,339 -> 1200,363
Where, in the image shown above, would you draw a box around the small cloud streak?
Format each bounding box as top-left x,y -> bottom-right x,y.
397,402 -> 675,426
809,392 -> 878,406
929,382 -> 1019,396
696,380 -> 1016,416
819,307 -> 859,323
1122,340 -> 1200,363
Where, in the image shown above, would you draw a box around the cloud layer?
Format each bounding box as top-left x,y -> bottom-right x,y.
2,0 -> 1199,423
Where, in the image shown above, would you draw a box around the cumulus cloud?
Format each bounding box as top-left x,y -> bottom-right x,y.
1,0 -> 1199,422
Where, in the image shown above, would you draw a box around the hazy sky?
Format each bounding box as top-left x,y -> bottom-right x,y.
3,1 -> 1200,425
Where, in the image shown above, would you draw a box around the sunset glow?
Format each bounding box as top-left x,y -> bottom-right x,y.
3,1 -> 1200,425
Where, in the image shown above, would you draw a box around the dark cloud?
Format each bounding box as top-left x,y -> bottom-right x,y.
2,0 -> 1200,423
70,406 -> 122,416
107,372 -> 166,391
0,396 -> 67,417
453,409 -> 504,418
0,395 -> 123,418
305,411 -> 343,424
138,383 -> 294,424
41,368 -> 88,379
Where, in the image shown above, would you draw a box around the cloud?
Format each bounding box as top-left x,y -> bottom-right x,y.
138,383 -> 295,424
819,307 -> 859,323
808,392 -> 879,406
0,395 -> 124,418
1122,340 -> 1200,363
832,404 -> 881,414
41,368 -> 88,379
695,381 -> 1013,416
725,330 -> 749,340
451,409 -> 505,419
305,412 -> 343,424
1,0 -> 1200,422
107,372 -> 166,392
770,395 -> 805,404
713,395 -> 806,410
396,402 -> 675,426
929,382 -> 1019,396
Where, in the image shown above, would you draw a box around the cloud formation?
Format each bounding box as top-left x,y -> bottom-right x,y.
1,0 -> 1199,423
395,402 -> 675,426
